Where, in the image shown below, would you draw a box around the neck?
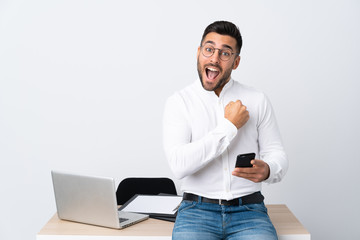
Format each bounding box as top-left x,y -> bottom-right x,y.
214,87 -> 223,97
214,78 -> 231,97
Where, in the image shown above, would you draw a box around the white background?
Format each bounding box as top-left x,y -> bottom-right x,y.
1,1 -> 359,239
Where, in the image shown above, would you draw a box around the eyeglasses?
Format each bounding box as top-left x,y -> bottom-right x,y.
200,44 -> 236,61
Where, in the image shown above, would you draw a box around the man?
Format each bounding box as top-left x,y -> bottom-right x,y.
163,21 -> 288,240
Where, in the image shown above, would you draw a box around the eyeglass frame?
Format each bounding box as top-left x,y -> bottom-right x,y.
200,44 -> 239,61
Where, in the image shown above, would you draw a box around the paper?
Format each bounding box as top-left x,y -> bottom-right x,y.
121,195 -> 183,215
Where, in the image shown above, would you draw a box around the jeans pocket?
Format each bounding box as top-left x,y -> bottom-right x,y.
178,200 -> 197,214
243,202 -> 268,215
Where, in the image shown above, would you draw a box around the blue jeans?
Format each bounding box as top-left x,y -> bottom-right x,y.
173,197 -> 278,240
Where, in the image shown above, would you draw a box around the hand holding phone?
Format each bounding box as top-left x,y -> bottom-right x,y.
235,153 -> 255,168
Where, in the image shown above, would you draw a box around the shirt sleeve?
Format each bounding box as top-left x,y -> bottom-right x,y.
163,94 -> 237,179
257,94 -> 289,184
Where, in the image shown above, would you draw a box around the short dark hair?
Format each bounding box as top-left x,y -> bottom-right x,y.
200,21 -> 243,55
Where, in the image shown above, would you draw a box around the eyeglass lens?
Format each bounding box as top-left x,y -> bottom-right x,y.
201,44 -> 233,61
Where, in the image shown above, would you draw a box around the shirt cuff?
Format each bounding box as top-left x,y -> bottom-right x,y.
220,118 -> 238,142
263,161 -> 278,184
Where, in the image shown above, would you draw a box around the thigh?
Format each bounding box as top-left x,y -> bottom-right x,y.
225,203 -> 278,240
172,201 -> 222,240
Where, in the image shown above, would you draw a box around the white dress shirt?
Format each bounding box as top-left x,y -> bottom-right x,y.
163,79 -> 288,200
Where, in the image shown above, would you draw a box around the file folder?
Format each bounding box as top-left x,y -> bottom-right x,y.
118,194 -> 183,222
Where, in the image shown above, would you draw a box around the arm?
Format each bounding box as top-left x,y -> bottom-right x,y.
257,94 -> 288,183
163,95 -> 248,179
232,94 -> 288,183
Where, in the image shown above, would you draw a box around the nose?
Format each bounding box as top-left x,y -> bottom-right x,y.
210,49 -> 221,63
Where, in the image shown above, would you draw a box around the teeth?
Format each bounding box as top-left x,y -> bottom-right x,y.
207,67 -> 219,72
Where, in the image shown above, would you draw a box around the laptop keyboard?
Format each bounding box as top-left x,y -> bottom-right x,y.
119,217 -> 129,223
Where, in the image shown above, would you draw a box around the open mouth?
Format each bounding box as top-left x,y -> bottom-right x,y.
206,67 -> 220,81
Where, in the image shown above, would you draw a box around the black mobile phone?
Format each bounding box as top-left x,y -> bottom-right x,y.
235,153 -> 256,168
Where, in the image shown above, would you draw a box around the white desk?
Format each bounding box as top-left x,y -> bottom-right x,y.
37,204 -> 310,240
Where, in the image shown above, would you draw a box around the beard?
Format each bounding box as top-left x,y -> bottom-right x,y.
197,57 -> 234,93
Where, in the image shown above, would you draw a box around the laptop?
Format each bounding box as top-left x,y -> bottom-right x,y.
51,170 -> 149,229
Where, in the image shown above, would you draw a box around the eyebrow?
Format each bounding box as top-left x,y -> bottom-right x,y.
204,40 -> 234,51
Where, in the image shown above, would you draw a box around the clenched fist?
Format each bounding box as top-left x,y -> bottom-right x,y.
224,100 -> 249,129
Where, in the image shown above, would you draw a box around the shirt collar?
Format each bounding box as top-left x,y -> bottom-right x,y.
196,78 -> 234,99
220,78 -> 234,97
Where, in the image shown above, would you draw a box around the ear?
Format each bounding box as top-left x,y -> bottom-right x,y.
197,46 -> 201,59
232,55 -> 241,70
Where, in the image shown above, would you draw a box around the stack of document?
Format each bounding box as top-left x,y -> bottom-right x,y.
119,194 -> 183,222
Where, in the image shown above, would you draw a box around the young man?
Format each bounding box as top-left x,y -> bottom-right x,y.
163,21 -> 288,240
